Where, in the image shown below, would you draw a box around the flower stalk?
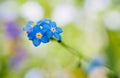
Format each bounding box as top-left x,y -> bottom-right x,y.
50,38 -> 88,61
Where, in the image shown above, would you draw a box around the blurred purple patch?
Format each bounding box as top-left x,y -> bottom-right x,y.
5,21 -> 21,39
10,46 -> 27,68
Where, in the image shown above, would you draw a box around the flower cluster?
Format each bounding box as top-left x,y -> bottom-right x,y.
23,19 -> 63,47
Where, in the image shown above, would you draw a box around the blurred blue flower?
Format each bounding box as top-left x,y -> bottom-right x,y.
88,58 -> 104,72
23,21 -> 36,33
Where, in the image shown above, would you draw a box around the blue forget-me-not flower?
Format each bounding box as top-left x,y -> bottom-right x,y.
45,21 -> 63,40
23,21 -> 36,33
23,19 -> 63,47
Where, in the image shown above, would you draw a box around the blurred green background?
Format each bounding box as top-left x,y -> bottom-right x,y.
0,0 -> 120,78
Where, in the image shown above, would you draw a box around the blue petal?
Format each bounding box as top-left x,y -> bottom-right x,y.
26,21 -> 34,27
50,22 -> 56,27
23,21 -> 34,31
37,20 -> 46,26
54,33 -> 61,40
33,25 -> 41,32
32,38 -> 41,47
33,24 -> 49,33
43,19 -> 51,24
41,28 -> 48,34
41,36 -> 49,43
56,27 -> 63,33
23,26 -> 31,31
37,20 -> 43,26
42,23 -> 51,29
28,21 -> 34,24
37,19 -> 51,26
27,31 -> 35,40
45,31 -> 53,38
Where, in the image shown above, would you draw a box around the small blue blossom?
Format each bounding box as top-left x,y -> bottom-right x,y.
27,26 -> 49,47
23,21 -> 36,33
23,18 -> 63,47
46,21 -> 63,40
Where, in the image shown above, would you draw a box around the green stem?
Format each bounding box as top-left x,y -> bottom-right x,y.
58,41 -> 83,59
51,38 -> 88,61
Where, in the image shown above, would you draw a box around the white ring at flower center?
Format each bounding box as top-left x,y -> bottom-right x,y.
51,27 -> 56,32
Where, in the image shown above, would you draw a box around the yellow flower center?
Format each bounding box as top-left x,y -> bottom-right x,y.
51,27 -> 56,32
36,33 -> 42,39
31,23 -> 36,27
